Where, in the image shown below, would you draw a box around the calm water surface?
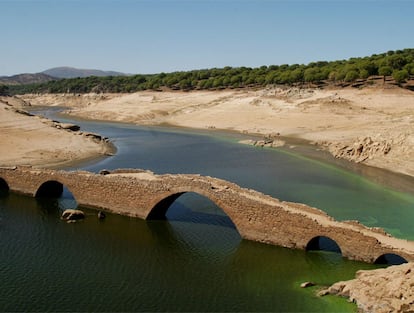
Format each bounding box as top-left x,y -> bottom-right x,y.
1,108 -> 413,312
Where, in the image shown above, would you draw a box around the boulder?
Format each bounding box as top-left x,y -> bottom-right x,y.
97,211 -> 106,219
58,123 -> 81,131
61,209 -> 85,221
300,281 -> 316,288
323,263 -> 414,313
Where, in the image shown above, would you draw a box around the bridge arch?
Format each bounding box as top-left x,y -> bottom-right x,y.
0,177 -> 9,191
305,236 -> 342,255
145,188 -> 240,234
147,192 -> 185,219
35,180 -> 65,198
374,253 -> 408,265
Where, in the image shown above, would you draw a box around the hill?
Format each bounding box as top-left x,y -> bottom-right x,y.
0,73 -> 56,85
42,67 -> 127,79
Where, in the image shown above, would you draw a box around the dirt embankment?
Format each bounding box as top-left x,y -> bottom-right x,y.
21,85 -> 414,177
0,96 -> 115,168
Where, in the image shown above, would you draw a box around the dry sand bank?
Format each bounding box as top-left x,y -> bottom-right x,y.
22,85 -> 414,177
0,96 -> 114,168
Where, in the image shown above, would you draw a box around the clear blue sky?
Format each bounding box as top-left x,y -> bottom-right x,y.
1,0 -> 413,76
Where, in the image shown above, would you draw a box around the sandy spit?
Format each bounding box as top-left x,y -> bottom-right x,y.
0,96 -> 115,168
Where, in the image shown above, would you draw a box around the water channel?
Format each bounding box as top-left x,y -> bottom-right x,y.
1,108 -> 413,312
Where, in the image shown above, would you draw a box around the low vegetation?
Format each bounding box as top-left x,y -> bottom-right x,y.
0,85 -> 8,96
6,48 -> 414,95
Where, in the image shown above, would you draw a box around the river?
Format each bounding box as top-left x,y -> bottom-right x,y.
1,108 -> 413,312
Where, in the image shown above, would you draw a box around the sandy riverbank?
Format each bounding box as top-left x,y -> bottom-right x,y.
21,84 -> 414,177
0,96 -> 114,168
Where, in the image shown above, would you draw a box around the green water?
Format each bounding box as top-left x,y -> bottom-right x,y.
0,192 -> 377,312
1,111 -> 413,312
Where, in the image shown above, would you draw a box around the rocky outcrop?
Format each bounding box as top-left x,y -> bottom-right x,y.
321,137 -> 392,163
321,263 -> 414,313
239,134 -> 285,148
56,123 -> 80,131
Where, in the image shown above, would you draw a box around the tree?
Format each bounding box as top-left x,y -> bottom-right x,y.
378,66 -> 392,77
328,71 -> 338,81
0,85 -> 9,96
345,70 -> 359,82
289,68 -> 304,83
403,63 -> 414,75
359,60 -> 378,76
392,69 -> 409,84
304,67 -> 321,82
359,69 -> 370,79
387,54 -> 407,70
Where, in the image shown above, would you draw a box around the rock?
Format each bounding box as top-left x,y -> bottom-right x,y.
300,281 -> 316,288
97,211 -> 106,219
238,139 -> 256,146
61,209 -> 85,221
12,108 -> 33,116
270,139 -> 285,148
325,136 -> 392,164
58,123 -> 81,131
83,132 -> 103,141
317,289 -> 330,297
325,263 -> 414,313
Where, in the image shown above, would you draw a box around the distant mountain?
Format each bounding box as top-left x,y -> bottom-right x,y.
0,73 -> 56,85
42,67 -> 127,79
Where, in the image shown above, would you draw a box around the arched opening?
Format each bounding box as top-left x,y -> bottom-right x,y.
35,180 -> 64,198
147,192 -> 238,230
147,192 -> 240,252
0,178 -> 9,190
374,253 -> 408,266
147,192 -> 185,220
306,236 -> 342,254
35,181 -> 78,215
0,178 -> 9,197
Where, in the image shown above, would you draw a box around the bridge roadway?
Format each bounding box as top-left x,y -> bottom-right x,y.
1,166 -> 413,264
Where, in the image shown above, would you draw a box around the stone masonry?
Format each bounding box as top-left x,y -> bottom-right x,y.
1,166 -> 414,263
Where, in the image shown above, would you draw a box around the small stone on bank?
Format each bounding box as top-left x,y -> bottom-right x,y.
300,281 -> 316,288
97,211 -> 106,219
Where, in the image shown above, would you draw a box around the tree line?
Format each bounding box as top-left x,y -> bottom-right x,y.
7,48 -> 414,95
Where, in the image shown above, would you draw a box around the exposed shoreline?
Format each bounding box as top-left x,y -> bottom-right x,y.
20,85 -> 414,178
0,96 -> 116,169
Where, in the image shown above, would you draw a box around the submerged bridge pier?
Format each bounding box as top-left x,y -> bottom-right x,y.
1,166 -> 413,264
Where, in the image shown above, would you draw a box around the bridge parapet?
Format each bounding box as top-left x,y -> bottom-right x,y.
1,166 -> 414,263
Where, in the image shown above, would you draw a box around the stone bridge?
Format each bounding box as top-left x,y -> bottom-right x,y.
1,166 -> 414,264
